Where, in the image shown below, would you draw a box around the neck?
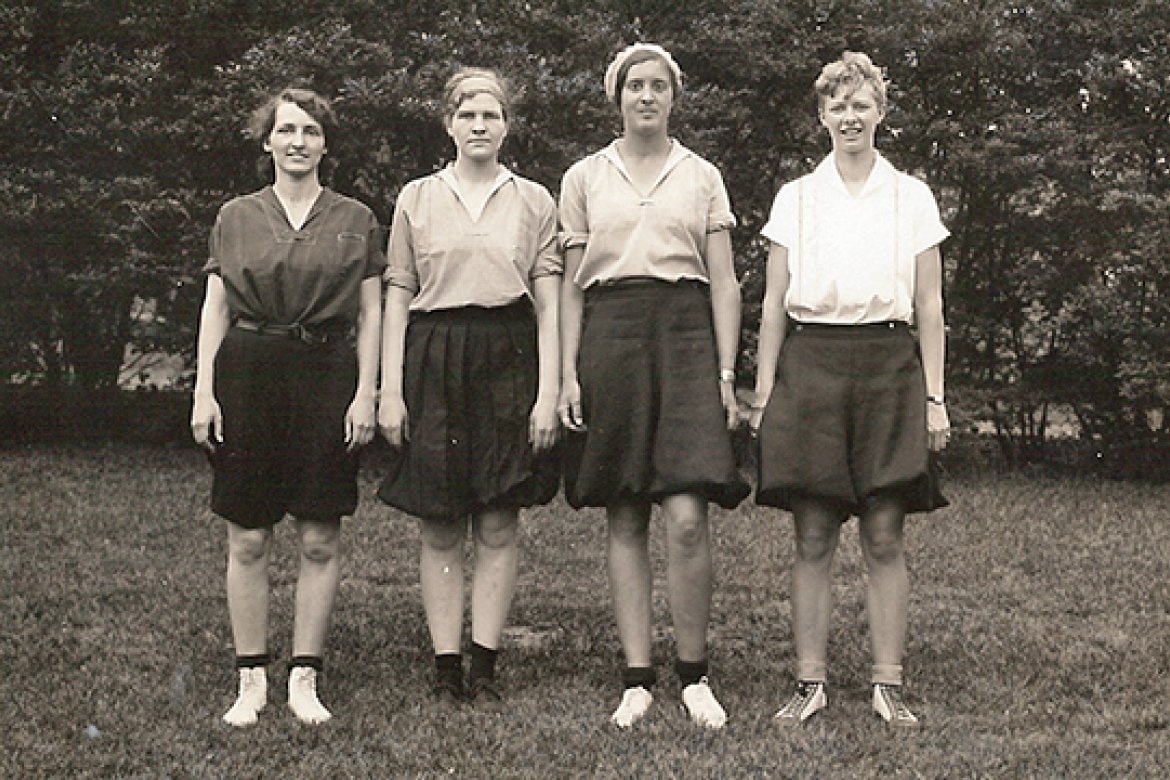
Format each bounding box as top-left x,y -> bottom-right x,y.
272,173 -> 322,202
619,131 -> 671,158
833,148 -> 877,184
453,156 -> 500,184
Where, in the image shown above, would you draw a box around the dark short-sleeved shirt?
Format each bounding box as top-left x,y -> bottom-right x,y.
205,186 -> 386,326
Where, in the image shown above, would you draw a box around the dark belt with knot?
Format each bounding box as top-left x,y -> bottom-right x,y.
233,318 -> 349,345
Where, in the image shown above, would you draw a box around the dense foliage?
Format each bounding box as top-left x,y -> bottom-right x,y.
1,0 -> 1167,472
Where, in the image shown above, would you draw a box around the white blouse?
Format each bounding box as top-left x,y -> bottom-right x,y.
761,154 -> 949,324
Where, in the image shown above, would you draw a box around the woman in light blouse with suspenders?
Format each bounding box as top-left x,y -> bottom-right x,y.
752,52 -> 950,728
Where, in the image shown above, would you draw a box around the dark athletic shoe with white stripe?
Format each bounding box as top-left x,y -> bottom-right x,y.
872,683 -> 919,728
773,680 -> 826,724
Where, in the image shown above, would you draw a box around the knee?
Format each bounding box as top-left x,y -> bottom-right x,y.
861,530 -> 904,567
228,527 -> 271,566
473,512 -> 518,551
794,529 -> 837,564
608,506 -> 650,546
665,512 -> 709,553
299,523 -> 340,566
420,518 -> 466,554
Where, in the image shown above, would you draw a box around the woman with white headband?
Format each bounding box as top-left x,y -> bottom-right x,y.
559,42 -> 748,730
751,51 -> 950,728
378,67 -> 562,708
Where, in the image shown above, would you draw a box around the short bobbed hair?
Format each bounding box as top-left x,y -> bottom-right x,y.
249,87 -> 338,144
814,51 -> 888,113
441,68 -> 512,123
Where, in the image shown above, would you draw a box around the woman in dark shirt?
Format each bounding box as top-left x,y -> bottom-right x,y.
191,87 -> 384,726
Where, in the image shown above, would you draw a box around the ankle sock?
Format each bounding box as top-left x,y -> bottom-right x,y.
675,658 -> 709,688
435,653 -> 463,688
469,642 -> 498,683
236,654 -> 270,669
872,663 -> 903,687
289,655 -> 323,673
622,665 -> 657,690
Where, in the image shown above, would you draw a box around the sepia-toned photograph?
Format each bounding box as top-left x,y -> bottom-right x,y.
2,1 -> 1168,776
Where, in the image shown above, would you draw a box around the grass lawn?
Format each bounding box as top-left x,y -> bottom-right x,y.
2,443 -> 1169,778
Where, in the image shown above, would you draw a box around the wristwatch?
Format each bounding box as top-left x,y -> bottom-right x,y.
927,394 -> 946,405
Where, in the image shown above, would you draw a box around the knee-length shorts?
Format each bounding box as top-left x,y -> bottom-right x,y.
755,320 -> 946,515
209,327 -> 359,528
563,279 -> 750,510
376,301 -> 560,519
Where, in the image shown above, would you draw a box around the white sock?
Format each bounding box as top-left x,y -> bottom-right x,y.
222,667 -> 267,726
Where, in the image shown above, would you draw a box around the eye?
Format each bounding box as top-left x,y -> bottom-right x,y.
304,126 -> 322,136
626,79 -> 643,91
652,80 -> 670,93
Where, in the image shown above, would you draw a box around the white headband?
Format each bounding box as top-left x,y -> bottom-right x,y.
603,43 -> 684,103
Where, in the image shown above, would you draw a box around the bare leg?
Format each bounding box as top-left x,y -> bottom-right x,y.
858,497 -> 910,684
607,499 -> 653,667
790,498 -> 845,682
470,508 -> 519,650
223,522 -> 273,725
291,518 -> 342,658
226,523 -> 273,656
661,493 -> 711,663
419,516 -> 468,655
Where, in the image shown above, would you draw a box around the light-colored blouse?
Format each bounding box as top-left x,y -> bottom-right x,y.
384,166 -> 562,312
559,140 -> 736,289
761,153 -> 949,324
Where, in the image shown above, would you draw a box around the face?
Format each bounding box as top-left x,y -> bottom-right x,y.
620,57 -> 673,136
446,92 -> 507,163
819,84 -> 884,155
263,101 -> 326,181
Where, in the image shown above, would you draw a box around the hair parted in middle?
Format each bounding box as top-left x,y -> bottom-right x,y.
604,42 -> 684,108
814,51 -> 888,113
441,67 -> 513,123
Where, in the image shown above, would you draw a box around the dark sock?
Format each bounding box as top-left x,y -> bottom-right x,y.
236,654 -> 270,669
435,653 -> 463,689
469,642 -> 498,683
675,658 -> 709,688
622,665 -> 657,690
289,655 -> 323,672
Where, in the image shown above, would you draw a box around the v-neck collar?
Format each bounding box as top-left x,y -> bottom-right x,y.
600,139 -> 691,197
437,164 -> 514,223
819,152 -> 895,199
262,185 -> 330,230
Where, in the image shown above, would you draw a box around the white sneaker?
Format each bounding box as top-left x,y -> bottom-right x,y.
288,666 -> 332,724
222,667 -> 267,726
872,683 -> 919,728
682,676 -> 727,729
610,686 -> 653,728
773,680 -> 826,725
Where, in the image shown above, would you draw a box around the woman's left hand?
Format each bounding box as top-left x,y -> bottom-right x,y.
720,381 -> 739,431
927,401 -> 950,451
345,394 -> 377,452
530,395 -> 560,454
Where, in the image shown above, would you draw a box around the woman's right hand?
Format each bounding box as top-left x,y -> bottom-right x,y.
191,393 -> 223,452
558,377 -> 587,433
377,394 -> 410,448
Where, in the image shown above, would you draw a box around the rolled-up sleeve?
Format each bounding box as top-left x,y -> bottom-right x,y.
203,211 -> 224,275
558,162 -> 590,250
383,190 -> 419,294
706,166 -> 737,233
532,190 -> 564,278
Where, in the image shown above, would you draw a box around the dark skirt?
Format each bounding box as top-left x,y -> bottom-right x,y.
563,279 -> 750,510
210,327 -> 360,528
755,320 -> 947,515
377,300 -> 559,519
